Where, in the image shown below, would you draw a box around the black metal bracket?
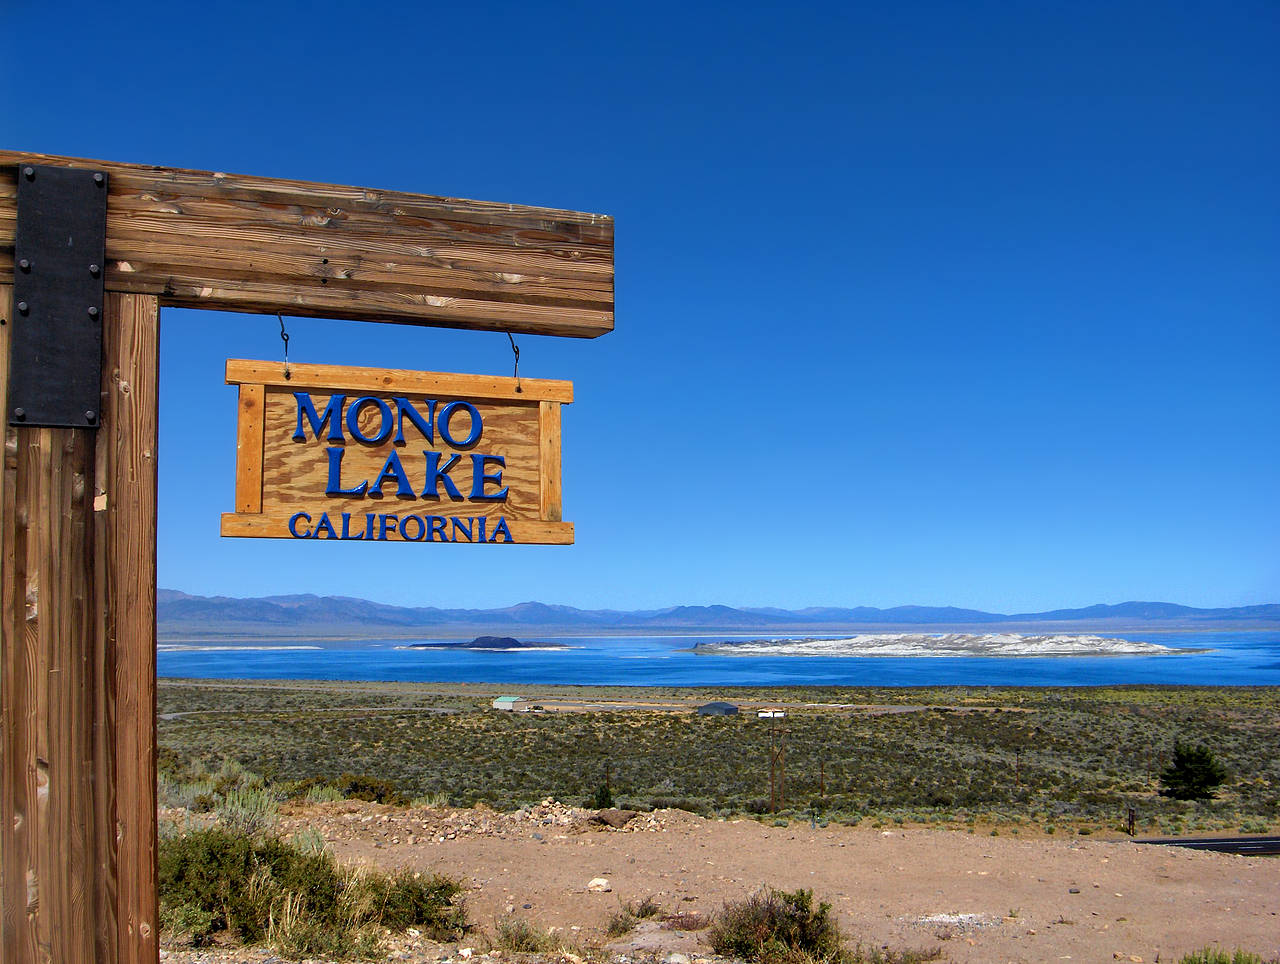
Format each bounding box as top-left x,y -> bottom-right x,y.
7,164 -> 108,428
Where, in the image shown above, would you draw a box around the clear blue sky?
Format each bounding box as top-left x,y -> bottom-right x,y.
4,1 -> 1276,612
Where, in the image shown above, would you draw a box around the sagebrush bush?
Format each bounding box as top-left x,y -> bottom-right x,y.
708,889 -> 842,963
158,827 -> 466,956
217,786 -> 278,837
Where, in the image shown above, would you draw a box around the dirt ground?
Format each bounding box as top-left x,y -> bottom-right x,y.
164,800 -> 1280,964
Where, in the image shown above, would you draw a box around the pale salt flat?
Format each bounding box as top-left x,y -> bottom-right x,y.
695,633 -> 1187,657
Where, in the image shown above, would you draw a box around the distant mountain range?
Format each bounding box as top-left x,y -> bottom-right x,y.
157,590 -> 1280,639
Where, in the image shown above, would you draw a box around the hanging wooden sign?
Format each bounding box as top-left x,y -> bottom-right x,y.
221,359 -> 572,544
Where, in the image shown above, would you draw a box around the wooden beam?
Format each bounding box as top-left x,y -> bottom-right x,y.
0,151 -> 614,338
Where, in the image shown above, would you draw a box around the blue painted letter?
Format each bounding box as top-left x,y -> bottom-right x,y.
469,455 -> 508,500
326,447 -> 369,497
294,393 -> 346,442
346,396 -> 394,444
439,400 -> 482,448
394,397 -> 436,445
370,450 -> 414,498
421,451 -> 463,499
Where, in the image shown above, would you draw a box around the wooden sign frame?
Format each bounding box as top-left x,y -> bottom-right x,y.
222,359 -> 573,544
0,150 -> 612,964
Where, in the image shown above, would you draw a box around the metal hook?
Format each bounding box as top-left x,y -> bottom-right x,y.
507,331 -> 522,393
278,313 -> 291,380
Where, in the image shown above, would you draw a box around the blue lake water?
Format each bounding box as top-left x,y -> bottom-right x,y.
158,630 -> 1280,687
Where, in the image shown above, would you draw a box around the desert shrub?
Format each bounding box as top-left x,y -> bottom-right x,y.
412,791 -> 451,808
290,827 -> 328,855
662,910 -> 711,931
606,908 -> 638,937
1178,950 -> 1279,964
159,773 -> 219,812
267,889 -> 381,959
591,782 -> 615,809
492,916 -> 557,952
158,826 -> 466,955
366,868 -> 467,935
333,772 -> 408,805
708,888 -> 842,963
630,894 -> 662,919
304,783 -> 346,804
159,900 -> 214,945
607,895 -> 663,936
217,786 -> 278,837
1161,743 -> 1229,801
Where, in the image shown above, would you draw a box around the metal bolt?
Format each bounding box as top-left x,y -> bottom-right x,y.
22,167 -> 34,180
88,306 -> 99,318
85,411 -> 97,423
17,302 -> 29,314
93,172 -> 104,185
13,409 -> 25,421
19,259 -> 31,272
89,263 -> 101,277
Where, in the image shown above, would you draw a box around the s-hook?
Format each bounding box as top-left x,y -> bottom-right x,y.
278,313 -> 291,380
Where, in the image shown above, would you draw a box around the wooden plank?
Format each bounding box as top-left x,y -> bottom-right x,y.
226,358 -> 573,404
539,402 -> 563,523
235,384 -> 265,514
0,152 -> 614,338
220,512 -> 574,545
98,293 -> 159,964
255,386 -> 543,522
16,426 -> 99,964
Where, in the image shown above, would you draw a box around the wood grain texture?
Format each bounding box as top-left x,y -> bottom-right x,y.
235,384 -> 265,514
0,282 -> 41,964
220,512 -> 573,545
226,358 -> 573,404
11,427 -> 99,964
225,362 -> 573,544
0,151 -> 614,338
258,387 -> 540,520
98,293 -> 159,964
0,290 -> 160,964
539,402 -> 563,523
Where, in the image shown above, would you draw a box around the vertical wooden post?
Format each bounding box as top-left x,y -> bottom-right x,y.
0,285 -> 159,964
99,293 -> 160,964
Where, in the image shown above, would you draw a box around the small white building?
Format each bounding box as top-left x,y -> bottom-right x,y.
492,695 -> 531,712
757,709 -> 786,719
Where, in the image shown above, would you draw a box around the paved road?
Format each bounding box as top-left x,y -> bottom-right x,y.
1135,835 -> 1280,855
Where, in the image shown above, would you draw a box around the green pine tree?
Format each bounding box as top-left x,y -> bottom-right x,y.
1159,742 -> 1228,801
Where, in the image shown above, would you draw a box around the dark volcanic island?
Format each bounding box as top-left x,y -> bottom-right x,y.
404,636 -> 571,651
